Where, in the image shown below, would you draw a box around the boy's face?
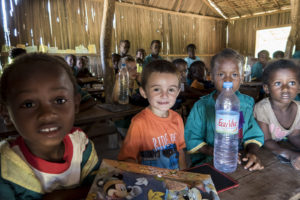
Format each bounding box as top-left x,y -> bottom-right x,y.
126,61 -> 137,80
77,58 -> 84,69
151,43 -> 161,56
140,72 -> 180,117
258,53 -> 269,66
120,42 -> 130,56
136,51 -> 145,60
264,68 -> 299,105
176,64 -> 187,83
213,59 -> 241,94
187,47 -> 195,58
66,56 -> 75,68
5,64 -> 80,152
192,66 -> 206,81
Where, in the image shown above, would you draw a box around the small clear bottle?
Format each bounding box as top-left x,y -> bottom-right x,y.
118,63 -> 129,104
214,82 -> 240,173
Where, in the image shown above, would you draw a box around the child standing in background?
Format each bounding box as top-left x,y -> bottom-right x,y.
185,48 -> 264,171
136,48 -> 146,74
254,59 -> 300,170
0,53 -> 99,200
118,60 -> 186,170
144,40 -> 163,67
119,40 -> 131,58
251,50 -> 270,81
184,44 -> 201,68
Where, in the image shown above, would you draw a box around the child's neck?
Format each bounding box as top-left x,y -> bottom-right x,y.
270,98 -> 293,112
151,53 -> 159,58
148,106 -> 169,118
189,56 -> 196,59
26,141 -> 65,162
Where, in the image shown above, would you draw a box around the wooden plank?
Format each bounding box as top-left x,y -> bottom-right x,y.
285,0 -> 300,58
116,1 -> 225,21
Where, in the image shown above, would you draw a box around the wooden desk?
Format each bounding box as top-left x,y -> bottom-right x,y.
219,148 -> 300,200
75,104 -> 143,126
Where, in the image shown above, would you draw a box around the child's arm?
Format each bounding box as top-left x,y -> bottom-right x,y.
178,149 -> 187,170
197,144 -> 214,156
258,121 -> 300,159
258,121 -> 300,170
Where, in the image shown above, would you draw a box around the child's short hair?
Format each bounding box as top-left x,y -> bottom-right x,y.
188,61 -> 206,80
262,59 -> 300,85
0,53 -> 77,104
124,55 -> 135,63
210,48 -> 244,76
120,40 -> 130,48
172,58 -> 187,66
9,48 -> 26,59
141,60 -> 180,89
136,48 -> 146,56
150,40 -> 161,47
186,44 -> 196,51
258,50 -> 269,57
273,50 -> 284,59
65,54 -> 77,63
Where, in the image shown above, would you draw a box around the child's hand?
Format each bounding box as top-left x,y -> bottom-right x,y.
291,156 -> 300,170
239,152 -> 264,171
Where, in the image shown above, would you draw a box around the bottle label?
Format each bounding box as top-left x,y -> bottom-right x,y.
215,111 -> 239,135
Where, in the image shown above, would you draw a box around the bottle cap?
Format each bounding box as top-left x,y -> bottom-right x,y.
223,82 -> 233,88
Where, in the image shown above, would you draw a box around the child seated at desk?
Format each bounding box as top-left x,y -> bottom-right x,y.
254,59 -> 300,170
0,53 -> 100,199
188,60 -> 214,91
118,60 -> 186,170
185,48 -> 264,171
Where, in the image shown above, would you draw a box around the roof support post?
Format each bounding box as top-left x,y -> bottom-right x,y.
100,0 -> 115,103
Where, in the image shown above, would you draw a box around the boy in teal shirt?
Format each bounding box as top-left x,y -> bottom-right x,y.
185,49 -> 264,171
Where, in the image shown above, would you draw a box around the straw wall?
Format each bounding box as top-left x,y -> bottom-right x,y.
228,11 -> 291,56
0,0 -> 227,71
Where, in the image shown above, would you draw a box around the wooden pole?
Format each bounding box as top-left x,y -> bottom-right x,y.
285,0 -> 300,58
100,0 -> 115,103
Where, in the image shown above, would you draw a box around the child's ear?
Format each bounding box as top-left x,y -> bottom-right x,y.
0,105 -> 12,126
74,93 -> 81,114
139,87 -> 147,99
263,84 -> 269,94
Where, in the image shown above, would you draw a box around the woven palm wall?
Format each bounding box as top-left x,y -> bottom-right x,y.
0,0 -> 227,70
227,11 -> 291,56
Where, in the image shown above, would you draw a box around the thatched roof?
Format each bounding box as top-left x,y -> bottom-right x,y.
120,0 -> 291,19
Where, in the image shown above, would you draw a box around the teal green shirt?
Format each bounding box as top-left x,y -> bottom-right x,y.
144,54 -> 163,67
184,91 -> 264,166
251,62 -> 263,80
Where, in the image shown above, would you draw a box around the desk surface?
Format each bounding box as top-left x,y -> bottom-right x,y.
75,104 -> 143,125
219,148 -> 300,200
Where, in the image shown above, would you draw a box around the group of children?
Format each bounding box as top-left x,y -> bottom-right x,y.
1,45 -> 300,199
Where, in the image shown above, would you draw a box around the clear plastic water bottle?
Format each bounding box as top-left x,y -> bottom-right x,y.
214,82 -> 240,173
118,63 -> 129,104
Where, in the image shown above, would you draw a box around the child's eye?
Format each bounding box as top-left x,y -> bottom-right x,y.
232,73 -> 239,78
274,82 -> 281,86
289,81 -> 296,86
55,97 -> 67,104
217,73 -> 224,78
21,101 -> 35,108
153,88 -> 160,92
168,88 -> 177,93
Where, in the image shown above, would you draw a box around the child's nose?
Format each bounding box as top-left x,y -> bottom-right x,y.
160,90 -> 168,98
38,104 -> 56,122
